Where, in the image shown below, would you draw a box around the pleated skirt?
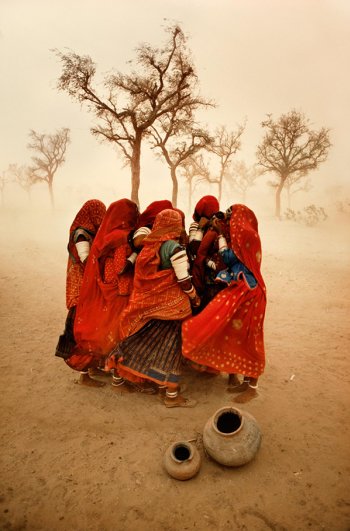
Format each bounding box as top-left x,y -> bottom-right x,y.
116,319 -> 182,387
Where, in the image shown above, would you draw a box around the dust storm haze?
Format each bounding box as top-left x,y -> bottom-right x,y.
0,1 -> 350,530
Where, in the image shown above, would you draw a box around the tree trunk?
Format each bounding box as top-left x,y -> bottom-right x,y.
48,179 -> 55,209
171,166 -> 178,207
275,178 -> 285,219
218,177 -> 223,204
130,134 -> 142,208
188,178 -> 193,215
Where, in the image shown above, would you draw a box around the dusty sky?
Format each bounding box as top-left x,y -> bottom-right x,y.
1,0 -> 349,214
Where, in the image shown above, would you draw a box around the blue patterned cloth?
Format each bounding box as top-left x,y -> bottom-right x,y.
215,247 -> 257,289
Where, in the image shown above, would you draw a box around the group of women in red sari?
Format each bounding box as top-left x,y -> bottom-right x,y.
55,194 -> 267,406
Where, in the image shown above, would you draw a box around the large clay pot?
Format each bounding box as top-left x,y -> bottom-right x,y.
203,406 -> 261,467
163,441 -> 201,480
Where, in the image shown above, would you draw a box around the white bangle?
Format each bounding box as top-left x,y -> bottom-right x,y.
218,235 -> 228,251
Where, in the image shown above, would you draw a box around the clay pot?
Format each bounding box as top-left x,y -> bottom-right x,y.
203,406 -> 261,467
163,441 -> 201,480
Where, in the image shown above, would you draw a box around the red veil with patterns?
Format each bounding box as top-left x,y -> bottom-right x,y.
182,204 -> 267,379
66,199 -> 139,371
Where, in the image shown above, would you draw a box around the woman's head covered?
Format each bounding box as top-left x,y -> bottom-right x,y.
144,208 -> 183,244
138,200 -> 173,228
193,195 -> 219,221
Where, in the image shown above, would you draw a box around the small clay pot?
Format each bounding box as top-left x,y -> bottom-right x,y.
163,441 -> 201,480
203,406 -> 261,467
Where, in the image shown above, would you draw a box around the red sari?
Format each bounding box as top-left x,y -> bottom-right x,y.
182,204 -> 267,379
108,209 -> 192,387
66,199 -> 139,371
119,209 -> 192,339
138,200 -> 173,228
66,199 -> 106,309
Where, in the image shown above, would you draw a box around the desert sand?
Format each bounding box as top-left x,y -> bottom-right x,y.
1,206 -> 349,531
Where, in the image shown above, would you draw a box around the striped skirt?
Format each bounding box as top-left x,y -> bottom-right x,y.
115,319 -> 182,388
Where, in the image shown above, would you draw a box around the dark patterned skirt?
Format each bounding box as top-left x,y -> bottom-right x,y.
115,319 -> 182,386
55,307 -> 76,360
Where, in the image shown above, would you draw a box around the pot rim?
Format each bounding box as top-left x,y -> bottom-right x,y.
170,441 -> 194,463
212,406 -> 244,436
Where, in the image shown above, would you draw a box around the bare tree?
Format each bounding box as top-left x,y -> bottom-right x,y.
180,153 -> 212,213
27,128 -> 70,208
8,163 -> 34,201
149,112 -> 212,205
54,26 -> 212,207
0,171 -> 10,207
204,124 -> 245,202
256,110 -> 331,218
226,160 -> 262,203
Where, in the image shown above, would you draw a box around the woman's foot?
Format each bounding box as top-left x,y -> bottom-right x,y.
76,372 -> 106,387
227,380 -> 250,394
164,394 -> 197,408
88,367 -> 112,382
233,386 -> 259,403
111,380 -> 136,393
129,382 -> 158,394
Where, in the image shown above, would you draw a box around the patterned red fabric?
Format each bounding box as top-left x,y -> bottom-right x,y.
193,195 -> 219,220
182,204 -> 267,378
66,199 -> 106,309
192,219 -> 230,294
138,200 -> 173,228
66,199 -> 139,371
119,209 -> 192,339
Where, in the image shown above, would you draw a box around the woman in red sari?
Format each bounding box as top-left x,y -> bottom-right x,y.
182,204 -> 267,403
107,209 -> 200,407
65,199 -> 139,385
55,199 -> 106,370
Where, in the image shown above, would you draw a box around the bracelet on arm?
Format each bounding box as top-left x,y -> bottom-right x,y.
170,249 -> 191,283
127,252 -> 137,265
75,240 -> 90,263
183,285 -> 197,299
218,235 -> 228,251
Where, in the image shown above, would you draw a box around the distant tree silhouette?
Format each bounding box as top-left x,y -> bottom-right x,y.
180,154 -> 211,214
256,110 -> 331,218
54,25 -> 212,207
202,124 -> 245,203
27,128 -> 70,208
227,160 -> 262,203
0,170 -> 10,207
284,172 -> 312,209
149,114 -> 212,206
8,164 -> 34,202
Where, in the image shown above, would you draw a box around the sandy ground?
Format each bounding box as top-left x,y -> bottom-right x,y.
0,208 -> 350,531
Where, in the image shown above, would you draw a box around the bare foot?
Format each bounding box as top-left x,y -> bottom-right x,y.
164,395 -> 197,408
88,368 -> 112,382
227,381 -> 250,394
233,387 -> 258,403
111,381 -> 136,394
76,373 -> 106,387
228,374 -> 241,387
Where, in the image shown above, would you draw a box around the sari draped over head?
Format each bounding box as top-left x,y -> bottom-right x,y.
182,204 -> 267,379
66,199 -> 106,309
66,199 -> 139,371
193,195 -> 219,220
138,200 -> 173,228
119,209 -> 192,339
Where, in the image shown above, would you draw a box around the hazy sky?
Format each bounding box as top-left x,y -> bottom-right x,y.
1,0 -> 349,213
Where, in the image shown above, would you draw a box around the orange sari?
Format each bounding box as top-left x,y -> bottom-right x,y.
66,199 -> 106,309
66,199 -> 139,371
182,204 -> 267,378
119,209 -> 192,339
108,209 -> 192,387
